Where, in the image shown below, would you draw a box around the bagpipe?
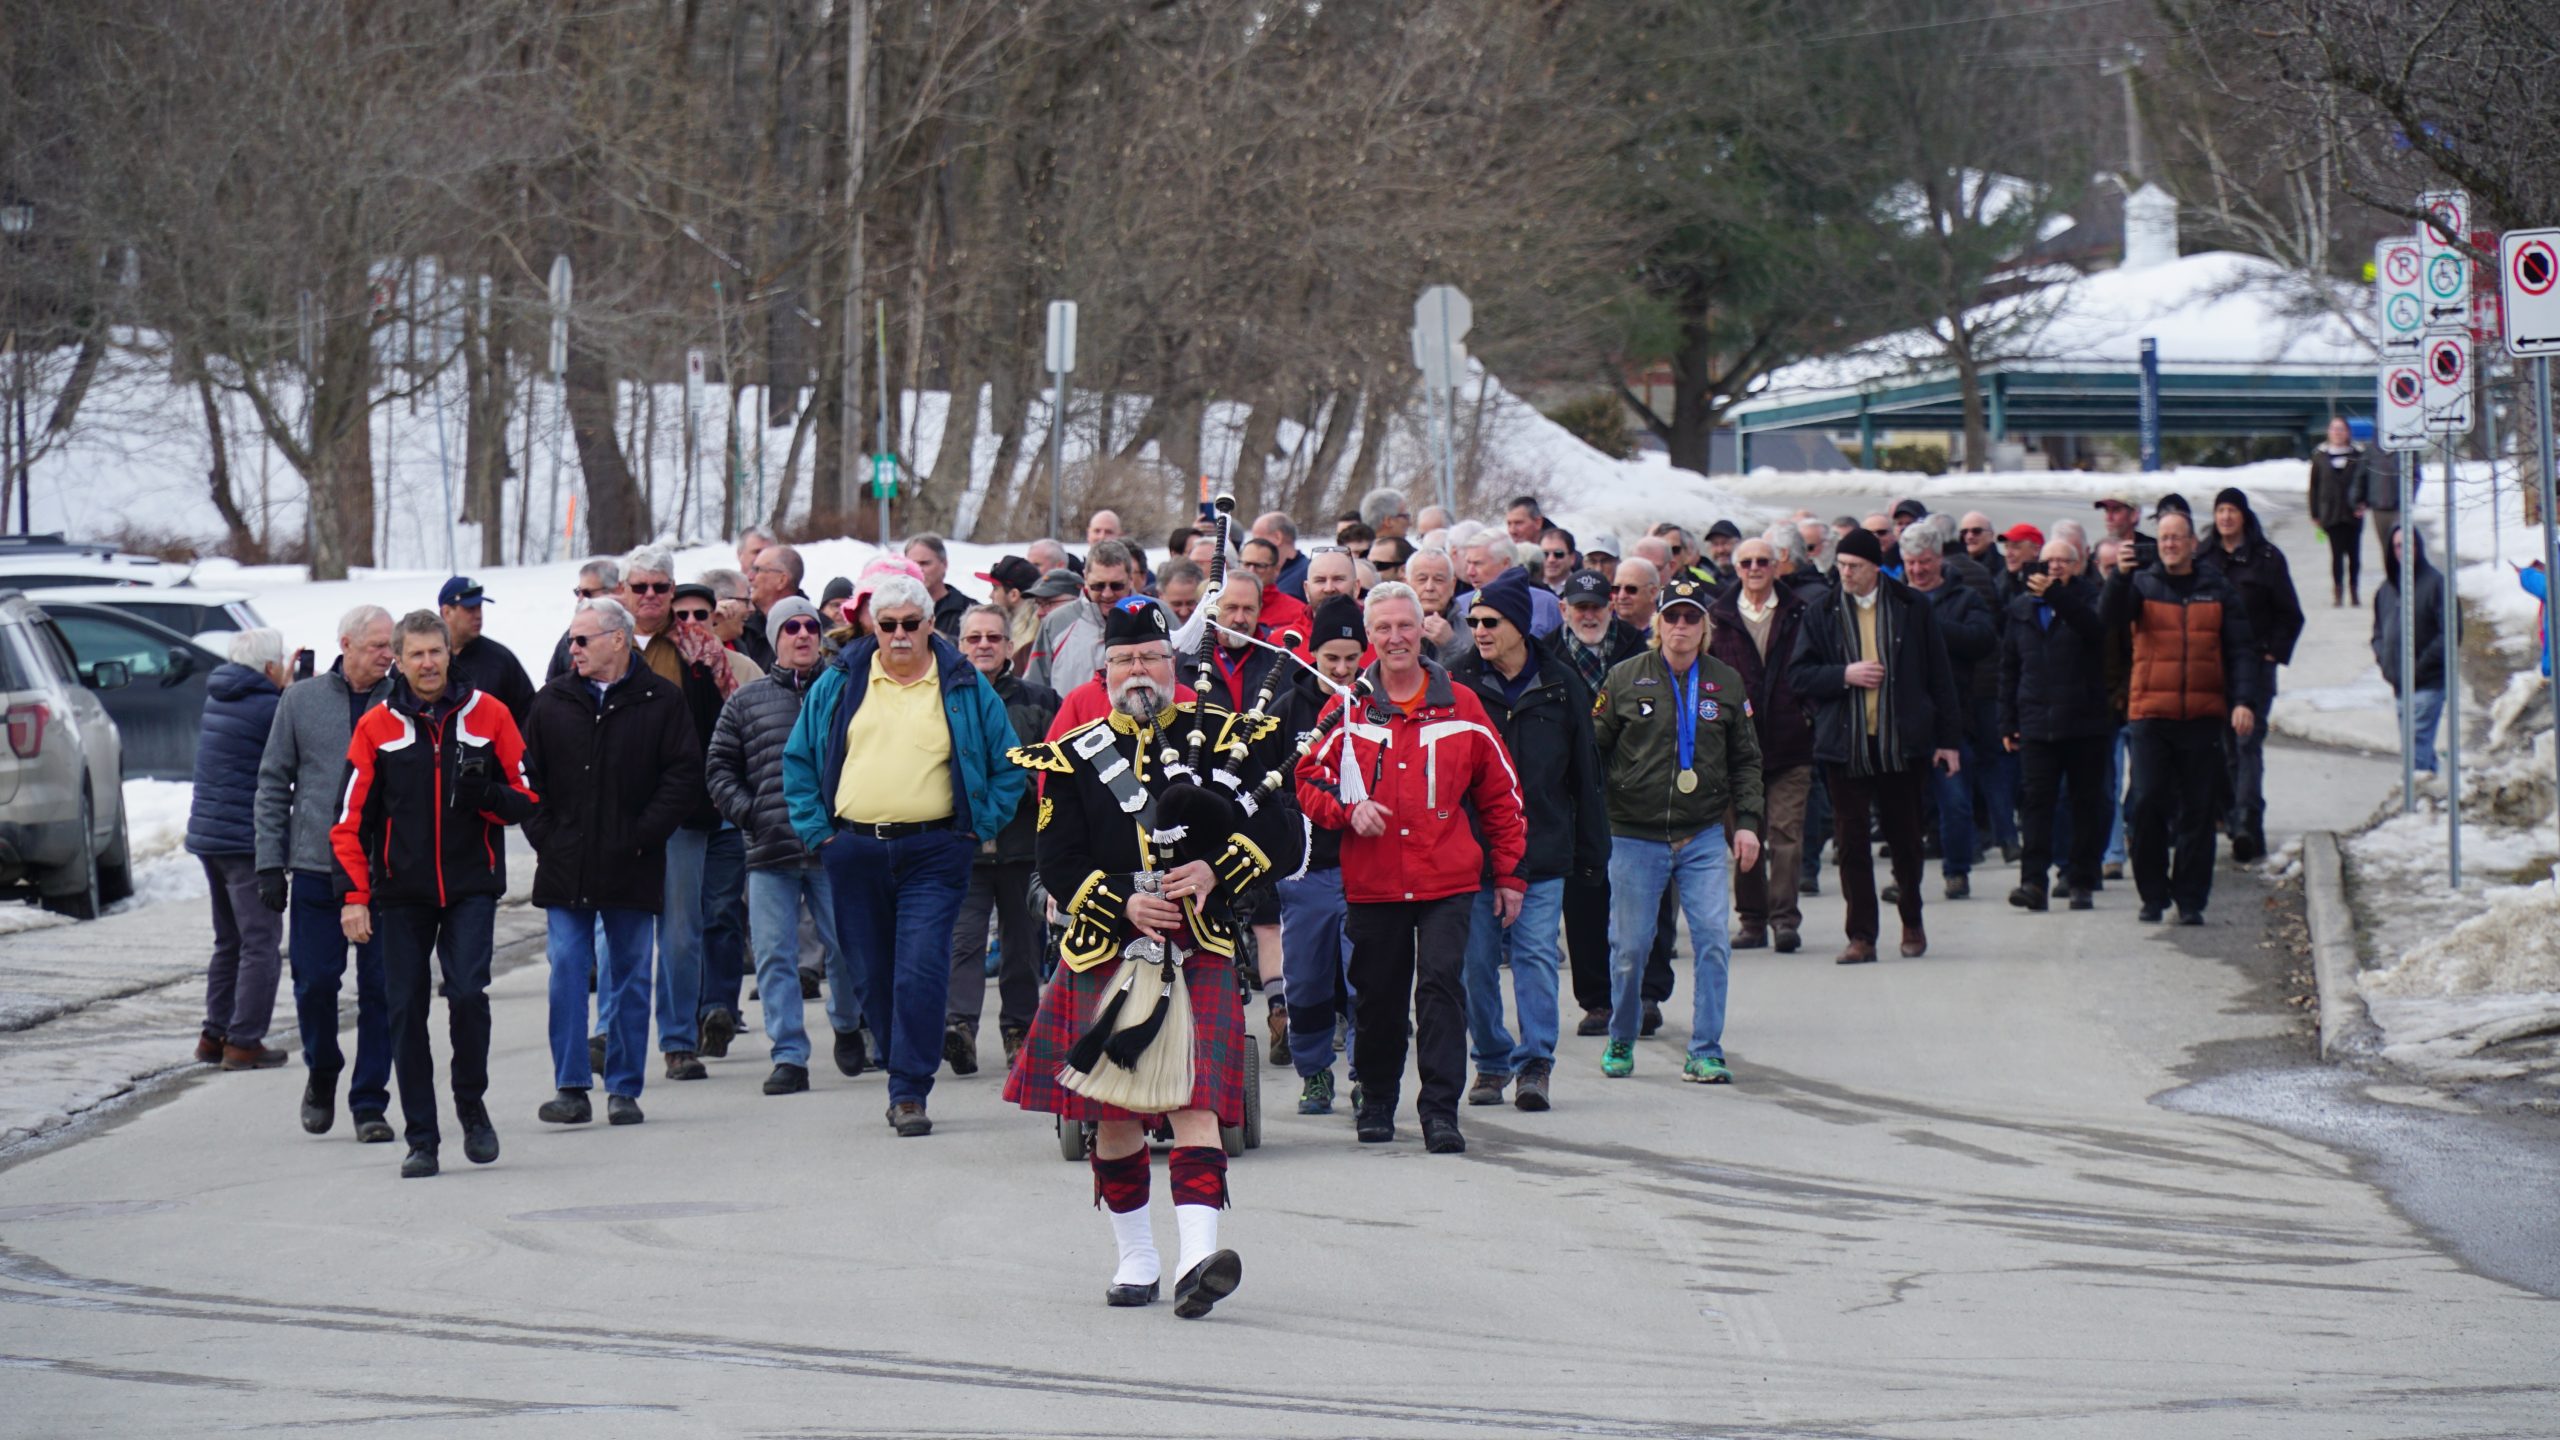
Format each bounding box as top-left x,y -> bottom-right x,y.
1058,493 -> 1362,1113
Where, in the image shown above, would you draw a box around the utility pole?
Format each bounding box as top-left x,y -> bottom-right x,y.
836,0 -> 870,526
2101,43 -> 2145,182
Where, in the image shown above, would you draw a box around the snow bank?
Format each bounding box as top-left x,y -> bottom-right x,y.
2368,880 -> 2560,1000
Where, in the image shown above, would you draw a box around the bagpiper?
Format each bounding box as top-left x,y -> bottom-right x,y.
1002,595 -> 1305,1317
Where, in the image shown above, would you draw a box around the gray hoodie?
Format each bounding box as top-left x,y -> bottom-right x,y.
253,661 -> 393,875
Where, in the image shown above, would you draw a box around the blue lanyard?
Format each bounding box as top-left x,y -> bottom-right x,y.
1672,659 -> 1698,773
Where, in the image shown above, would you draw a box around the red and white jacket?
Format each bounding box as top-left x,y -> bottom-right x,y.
330,680 -> 538,910
1295,658 -> 1526,905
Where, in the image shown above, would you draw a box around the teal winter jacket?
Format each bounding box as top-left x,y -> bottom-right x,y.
781,633 -> 1026,853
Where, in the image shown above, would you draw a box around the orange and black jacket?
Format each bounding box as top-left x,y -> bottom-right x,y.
2097,564 -> 2267,723
330,679 -> 539,909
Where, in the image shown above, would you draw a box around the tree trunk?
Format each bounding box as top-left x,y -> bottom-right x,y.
924,373 -> 981,533
1227,398 -> 1283,517
566,347 -> 648,551
985,365 -> 1029,536
303,287 -> 378,580
194,373 -> 257,560
811,343 -> 845,527
461,305 -> 512,564
1157,390 -> 1206,480
769,389 -> 815,534
1347,376 -> 1406,495
1666,311 -> 1716,475
41,331 -> 106,449
1300,387 -> 1358,512
1951,342 -> 1988,472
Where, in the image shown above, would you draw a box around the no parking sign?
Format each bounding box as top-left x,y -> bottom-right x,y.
2424,333 -> 2474,435
2499,228 -> 2560,357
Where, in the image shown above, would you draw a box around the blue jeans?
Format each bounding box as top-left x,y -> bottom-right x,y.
546,905 -> 655,1097
288,868 -> 391,1117
1276,867 -> 1355,1079
1932,741 -> 1977,878
1606,830 -> 1731,1058
824,826 -> 974,1106
748,865 -> 860,1066
2411,688 -> 2446,772
700,827 -> 749,1018
655,827 -> 711,1053
2101,725 -> 2129,867
1462,877 -> 1565,1074
1969,693 -> 2018,852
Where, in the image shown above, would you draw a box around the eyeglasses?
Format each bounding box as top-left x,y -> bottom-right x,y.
1960,526 -> 1989,538
1086,580 -> 1131,598
567,632 -> 606,648
629,581 -> 672,595
1733,557 -> 1773,569
961,632 -> 1006,646
777,618 -> 823,637
751,561 -> 790,577
1465,615 -> 1505,629
1106,650 -> 1171,669
1612,584 -> 1646,595
574,586 -> 605,599
676,606 -> 714,622
874,616 -> 926,634
1542,549 -> 1570,561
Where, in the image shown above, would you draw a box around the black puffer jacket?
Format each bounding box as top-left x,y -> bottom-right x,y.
981,668 -> 1061,866
1448,641 -> 1608,884
706,663 -> 827,872
1999,574 -> 2113,741
521,663 -> 703,912
1704,582 -> 1814,774
1913,576 -> 1997,701
1789,575 -> 1966,772
2198,496 -> 2306,667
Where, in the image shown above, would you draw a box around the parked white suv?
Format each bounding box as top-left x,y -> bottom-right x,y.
0,534 -> 190,591
0,593 -> 135,917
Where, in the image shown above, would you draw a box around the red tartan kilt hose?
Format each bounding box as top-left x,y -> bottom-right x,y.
1004,951 -> 1248,1127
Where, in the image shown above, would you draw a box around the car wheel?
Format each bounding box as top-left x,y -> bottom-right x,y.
97,788 -> 134,906
41,790 -> 104,920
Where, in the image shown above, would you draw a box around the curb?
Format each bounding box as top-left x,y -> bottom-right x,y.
2301,830 -> 2380,1060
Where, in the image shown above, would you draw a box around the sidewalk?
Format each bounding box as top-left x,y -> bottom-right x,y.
0,884 -> 546,1157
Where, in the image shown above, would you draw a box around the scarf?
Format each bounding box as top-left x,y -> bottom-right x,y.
1839,585 -> 1899,777
671,619 -> 741,700
1564,629 -> 1610,693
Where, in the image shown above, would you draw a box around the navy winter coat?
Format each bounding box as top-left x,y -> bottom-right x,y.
185,662 -> 284,857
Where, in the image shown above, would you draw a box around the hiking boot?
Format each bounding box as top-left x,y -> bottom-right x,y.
1575,1009 -> 1610,1037
1731,925 -> 1768,950
698,1007 -> 737,1059
1836,940 -> 1878,965
1423,1117 -> 1466,1154
1773,926 -> 1800,954
763,1063 -> 810,1095
353,1113 -> 395,1143
2009,883 -> 2048,912
1899,926 -> 1928,959
1466,1072 -> 1509,1106
1682,1055 -> 1733,1085
399,1147 -> 439,1179
664,1051 -> 707,1081
221,1042 -> 288,1071
1267,1006 -> 1290,1067
607,1094 -> 644,1125
300,1073 -> 337,1135
887,1101 -> 932,1137
1298,1069 -> 1336,1115
1514,1060 -> 1553,1111
1601,1040 -> 1635,1078
1943,873 -> 1970,900
1355,1107 -> 1395,1144
1001,1026 -> 1027,1069
943,1022 -> 979,1076
537,1088 -> 593,1125
1640,1003 -> 1663,1038
195,1029 -> 226,1064
457,1102 -> 499,1165
833,1028 -> 870,1077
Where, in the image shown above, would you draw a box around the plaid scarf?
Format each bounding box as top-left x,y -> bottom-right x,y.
1563,630 -> 1611,693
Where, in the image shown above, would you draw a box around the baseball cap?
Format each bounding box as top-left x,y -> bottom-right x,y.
977,555 -> 1042,592
1892,497 -> 1929,522
1583,533 -> 1622,561
1999,523 -> 2045,545
438,576 -> 490,608
1027,568 -> 1083,600
1559,570 -> 1611,608
1705,518 -> 1743,541
1659,576 -> 1711,613
2152,492 -> 2192,520
2092,491 -> 2140,511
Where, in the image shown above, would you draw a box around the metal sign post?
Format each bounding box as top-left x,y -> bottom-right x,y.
1413,285 -> 1471,518
2401,450 -> 2418,815
2137,337 -> 2161,471
1044,300 -> 1076,542
2496,228 -> 2560,854
544,255 -> 572,562
2442,437 -> 2462,887
2415,194 -> 2474,880
2540,358 -> 2560,853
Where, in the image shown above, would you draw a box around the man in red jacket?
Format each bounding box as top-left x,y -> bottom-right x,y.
1297,581 -> 1526,1154
331,611 -> 538,1179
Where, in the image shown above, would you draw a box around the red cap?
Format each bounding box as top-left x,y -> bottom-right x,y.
1999,523 -> 2044,545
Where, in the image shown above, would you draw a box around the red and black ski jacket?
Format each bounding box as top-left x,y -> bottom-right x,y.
330,679 -> 538,909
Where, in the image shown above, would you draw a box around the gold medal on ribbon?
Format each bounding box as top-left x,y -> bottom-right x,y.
1676,768 -> 1699,794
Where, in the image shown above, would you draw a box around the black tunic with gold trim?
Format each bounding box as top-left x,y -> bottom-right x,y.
1000,701 -> 1305,1124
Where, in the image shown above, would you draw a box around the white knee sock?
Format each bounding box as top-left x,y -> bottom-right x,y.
1175,1203 -> 1219,1277
1109,1205 -> 1160,1287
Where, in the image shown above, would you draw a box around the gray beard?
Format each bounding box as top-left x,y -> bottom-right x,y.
1112,682 -> 1164,721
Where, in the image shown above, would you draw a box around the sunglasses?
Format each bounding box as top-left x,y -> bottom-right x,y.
1657,608 -> 1705,624
1465,615 -> 1506,629
575,586 -> 606,599
1733,557 -> 1773,569
1086,581 -> 1131,597
1543,549 -> 1571,561
628,581 -> 673,595
1960,526 -> 1989,538
673,607 -> 712,623
777,618 -> 823,637
874,616 -> 926,634
567,632 -> 606,648
1865,529 -> 1894,540
1612,584 -> 1646,595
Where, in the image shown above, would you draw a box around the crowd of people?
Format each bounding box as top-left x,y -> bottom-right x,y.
177,463 -> 2353,1310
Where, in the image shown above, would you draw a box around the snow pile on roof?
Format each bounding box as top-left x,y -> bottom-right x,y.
1739,250 -> 2373,406
1875,170 -> 2075,246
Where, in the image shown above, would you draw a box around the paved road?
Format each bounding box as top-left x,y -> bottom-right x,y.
4,853 -> 2555,1438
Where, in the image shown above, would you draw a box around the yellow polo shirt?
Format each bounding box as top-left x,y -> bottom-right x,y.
835,662 -> 954,824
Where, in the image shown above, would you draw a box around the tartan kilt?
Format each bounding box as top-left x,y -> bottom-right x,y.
1004,949 -> 1248,1127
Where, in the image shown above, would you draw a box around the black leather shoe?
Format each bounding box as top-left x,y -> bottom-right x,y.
2068,888 -> 2095,911
1173,1250 -> 1241,1319
399,1147 -> 439,1179
353,1113 -> 395,1144
1422,1118 -> 1466,1155
2138,905 -> 2165,924
1640,1003 -> 1663,1037
2177,909 -> 2206,926
457,1102 -> 499,1165
301,1073 -> 337,1135
538,1089 -> 592,1125
699,1008 -> 736,1059
833,1029 -> 869,1077
588,1034 -> 606,1074
1105,1281 -> 1159,1308
607,1095 -> 644,1125
1355,1108 -> 1395,1144
2008,883 -> 2048,912
664,1051 -> 707,1081
763,1063 -> 810,1095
